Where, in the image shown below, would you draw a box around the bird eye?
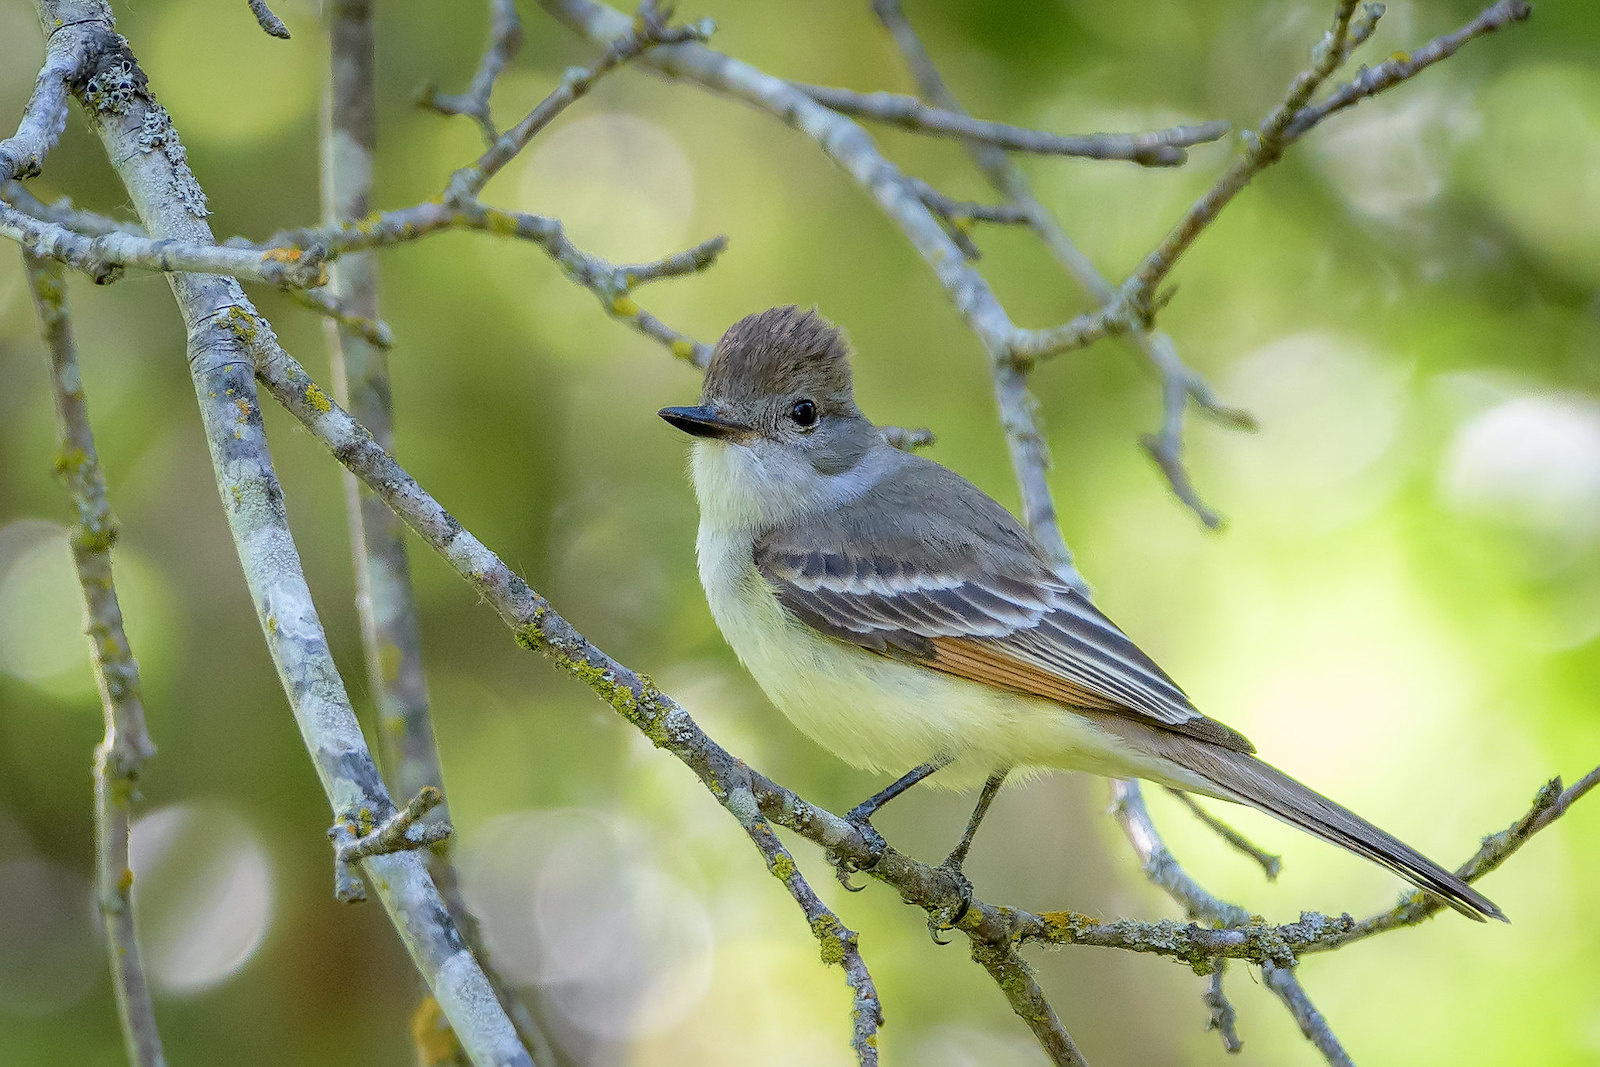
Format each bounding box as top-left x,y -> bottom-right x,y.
790,398 -> 818,427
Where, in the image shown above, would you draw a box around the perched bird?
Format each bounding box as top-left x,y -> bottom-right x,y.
660,305 -> 1502,921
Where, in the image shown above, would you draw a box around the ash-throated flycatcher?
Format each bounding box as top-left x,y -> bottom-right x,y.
661,306 -> 1502,921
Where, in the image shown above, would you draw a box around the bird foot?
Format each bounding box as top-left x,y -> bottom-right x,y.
925,859 -> 973,944
829,814 -> 887,892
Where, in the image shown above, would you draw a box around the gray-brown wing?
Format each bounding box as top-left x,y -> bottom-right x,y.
752,456 -> 1254,753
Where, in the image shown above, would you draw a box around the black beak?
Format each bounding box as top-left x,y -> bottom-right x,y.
658,405 -> 754,440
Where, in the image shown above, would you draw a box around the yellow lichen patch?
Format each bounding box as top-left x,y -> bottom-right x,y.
116,867 -> 134,893
410,995 -> 464,1067
379,642 -> 402,683
771,853 -> 796,883
305,382 -> 332,414
1033,910 -> 1101,943
611,295 -> 639,317
482,207 -> 521,236
810,913 -> 848,966
235,398 -> 251,422
266,614 -> 278,635
262,247 -> 303,263
670,338 -> 696,361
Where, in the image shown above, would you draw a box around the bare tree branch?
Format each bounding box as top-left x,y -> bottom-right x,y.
1,181 -> 140,235
446,2 -> 715,205
534,0 -> 1100,589
736,806 -> 883,1064
290,284 -> 393,347
968,936 -> 1088,1066
417,0 -> 524,144
1262,964 -> 1353,1067
24,250 -> 166,1067
33,6 -> 534,1062
868,0 -> 1253,527
1111,779 -> 1352,1064
254,202 -> 724,366
1284,0 -> 1531,139
1,198 -> 328,285
1037,0 -> 1533,358
797,82 -> 1229,166
1203,964 -> 1243,1054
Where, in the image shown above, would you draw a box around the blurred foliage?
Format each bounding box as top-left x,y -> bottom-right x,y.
1,0 -> 1598,1064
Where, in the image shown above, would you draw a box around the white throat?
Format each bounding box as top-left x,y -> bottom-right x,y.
689,436 -> 891,533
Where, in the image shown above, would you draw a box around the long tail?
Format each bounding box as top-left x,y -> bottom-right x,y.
1098,719 -> 1506,921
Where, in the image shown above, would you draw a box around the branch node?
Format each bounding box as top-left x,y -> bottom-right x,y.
330,786 -> 453,902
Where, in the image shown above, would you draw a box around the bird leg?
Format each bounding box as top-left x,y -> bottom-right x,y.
926,771 -> 1008,942
944,771 -> 1008,873
832,759 -> 947,891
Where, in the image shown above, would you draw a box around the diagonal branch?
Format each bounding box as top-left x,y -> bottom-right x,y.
24,250 -> 165,1067
37,6 -> 533,1062
255,201 -> 724,367
796,83 -> 1228,166
737,808 -> 883,1064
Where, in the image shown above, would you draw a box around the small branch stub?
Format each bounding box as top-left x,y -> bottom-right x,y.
330,786 -> 453,903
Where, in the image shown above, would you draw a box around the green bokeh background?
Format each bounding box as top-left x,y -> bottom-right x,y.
1,0 -> 1597,1064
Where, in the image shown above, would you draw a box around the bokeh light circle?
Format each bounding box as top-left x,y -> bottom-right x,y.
129,803 -> 274,995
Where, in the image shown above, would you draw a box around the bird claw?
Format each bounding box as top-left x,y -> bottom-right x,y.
828,815 -> 887,892
925,860 -> 973,945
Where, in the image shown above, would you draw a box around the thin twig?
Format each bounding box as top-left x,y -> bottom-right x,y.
417,0 -> 524,144
2,181 -> 142,236
797,82 -> 1228,167
24,251 -> 165,1067
734,804 -> 883,1065
1262,965 -> 1353,1067
1111,780 -> 1349,1064
1305,769 -> 1600,953
246,0 -> 291,39
255,205 -> 724,365
289,285 -> 394,347
0,35 -> 81,181
446,2 -> 715,203
1284,0 -> 1531,138
1204,963 -> 1243,1054
2,200 -> 328,285
1166,788 -> 1283,881
904,176 -> 1029,260
1038,0 -> 1533,359
968,938 -> 1089,1066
